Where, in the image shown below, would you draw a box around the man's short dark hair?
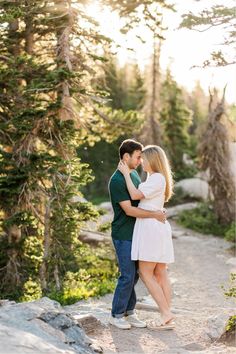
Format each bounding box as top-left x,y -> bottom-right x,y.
119,139 -> 143,159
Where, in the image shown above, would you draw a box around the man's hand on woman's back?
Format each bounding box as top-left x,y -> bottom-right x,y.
154,210 -> 166,223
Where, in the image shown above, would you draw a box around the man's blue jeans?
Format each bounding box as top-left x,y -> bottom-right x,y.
111,239 -> 139,318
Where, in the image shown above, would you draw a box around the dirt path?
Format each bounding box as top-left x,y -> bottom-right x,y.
66,220 -> 236,354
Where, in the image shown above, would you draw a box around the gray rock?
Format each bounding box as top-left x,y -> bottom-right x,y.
204,312 -> 236,341
33,296 -> 62,310
175,178 -> 209,201
182,342 -> 205,351
89,342 -> 103,353
0,299 -> 16,307
79,230 -> 109,245
98,202 -> 112,211
0,297 -> 95,354
39,310 -> 61,322
48,313 -> 74,330
167,203 -> 199,218
31,318 -> 70,343
64,325 -> 90,344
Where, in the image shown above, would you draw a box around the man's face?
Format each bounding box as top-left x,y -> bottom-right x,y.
126,150 -> 142,170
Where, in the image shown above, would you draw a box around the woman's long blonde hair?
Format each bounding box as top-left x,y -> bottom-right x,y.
142,145 -> 174,202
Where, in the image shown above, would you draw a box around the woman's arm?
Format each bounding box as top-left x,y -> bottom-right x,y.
118,161 -> 144,200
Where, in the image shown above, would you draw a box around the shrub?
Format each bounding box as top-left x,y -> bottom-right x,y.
177,203 -> 233,238
222,273 -> 236,334
98,222 -> 111,233
225,222 -> 236,243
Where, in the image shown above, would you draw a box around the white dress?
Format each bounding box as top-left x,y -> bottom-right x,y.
131,173 -> 174,263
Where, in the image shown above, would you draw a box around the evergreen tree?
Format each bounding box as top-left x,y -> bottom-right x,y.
187,81 -> 209,135
79,59 -> 146,199
0,0 -> 142,298
160,70 -> 192,179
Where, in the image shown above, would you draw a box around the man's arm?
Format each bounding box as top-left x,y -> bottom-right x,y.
119,200 -> 166,223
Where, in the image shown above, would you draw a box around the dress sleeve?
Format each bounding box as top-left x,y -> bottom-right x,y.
109,178 -> 130,203
138,173 -> 166,199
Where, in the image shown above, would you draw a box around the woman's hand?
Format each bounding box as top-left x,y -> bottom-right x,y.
118,161 -> 130,176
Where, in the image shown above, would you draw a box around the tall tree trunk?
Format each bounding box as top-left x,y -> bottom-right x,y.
199,90 -> 235,224
25,17 -> 34,55
8,19 -> 20,57
140,33 -> 162,146
40,201 -> 51,294
3,15 -> 22,292
149,34 -> 162,144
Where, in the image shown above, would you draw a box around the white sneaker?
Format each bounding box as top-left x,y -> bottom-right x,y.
109,316 -> 131,329
126,313 -> 147,328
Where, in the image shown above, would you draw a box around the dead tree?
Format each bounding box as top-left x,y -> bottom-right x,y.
199,89 -> 235,224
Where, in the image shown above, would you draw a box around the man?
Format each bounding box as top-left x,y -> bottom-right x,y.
108,139 -> 166,329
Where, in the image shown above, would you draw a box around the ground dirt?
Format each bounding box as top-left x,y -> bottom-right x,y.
66,220 -> 236,354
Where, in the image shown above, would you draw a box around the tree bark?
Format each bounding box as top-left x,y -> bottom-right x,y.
40,201 -> 51,294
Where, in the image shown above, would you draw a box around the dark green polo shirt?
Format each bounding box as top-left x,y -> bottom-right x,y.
108,169 -> 141,240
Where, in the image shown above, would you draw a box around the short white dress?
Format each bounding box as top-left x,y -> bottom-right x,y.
131,173 -> 174,263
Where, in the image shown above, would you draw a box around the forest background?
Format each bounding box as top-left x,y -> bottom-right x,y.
0,0 -> 235,305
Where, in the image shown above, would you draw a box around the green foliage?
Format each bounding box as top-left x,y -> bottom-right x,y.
79,59 -> 146,200
173,165 -> 198,182
98,222 -> 111,233
225,222 -> 236,243
226,315 -> 236,333
160,70 -> 192,176
48,242 -> 118,305
222,273 -> 236,333
180,5 -> 236,67
223,273 -> 236,299
0,0 -> 183,302
177,203 -> 233,238
20,279 -> 42,302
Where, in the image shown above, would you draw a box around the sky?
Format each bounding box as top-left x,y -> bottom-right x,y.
86,0 -> 236,105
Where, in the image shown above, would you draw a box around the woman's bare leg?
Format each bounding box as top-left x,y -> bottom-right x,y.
154,263 -> 172,308
139,261 -> 174,324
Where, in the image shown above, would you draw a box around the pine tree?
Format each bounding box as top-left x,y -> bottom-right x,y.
160,70 -> 192,178
0,0 -> 141,298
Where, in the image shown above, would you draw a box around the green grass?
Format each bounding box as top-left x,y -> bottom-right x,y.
177,203 -> 234,240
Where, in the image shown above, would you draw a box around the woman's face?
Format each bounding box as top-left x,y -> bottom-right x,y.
141,154 -> 152,173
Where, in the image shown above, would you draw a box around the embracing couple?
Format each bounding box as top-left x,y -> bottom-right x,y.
108,139 -> 175,330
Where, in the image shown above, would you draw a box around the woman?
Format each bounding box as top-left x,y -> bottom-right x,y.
118,145 -> 175,328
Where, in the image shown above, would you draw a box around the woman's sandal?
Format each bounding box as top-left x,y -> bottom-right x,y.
156,318 -> 175,330
156,322 -> 175,330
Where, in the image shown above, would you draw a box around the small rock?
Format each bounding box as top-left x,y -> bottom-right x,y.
63,325 -> 88,344
0,300 -> 16,307
99,202 -> 112,211
182,342 -> 205,351
48,313 -> 74,330
39,311 -> 61,322
80,231 -> 109,245
89,342 -> 103,353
